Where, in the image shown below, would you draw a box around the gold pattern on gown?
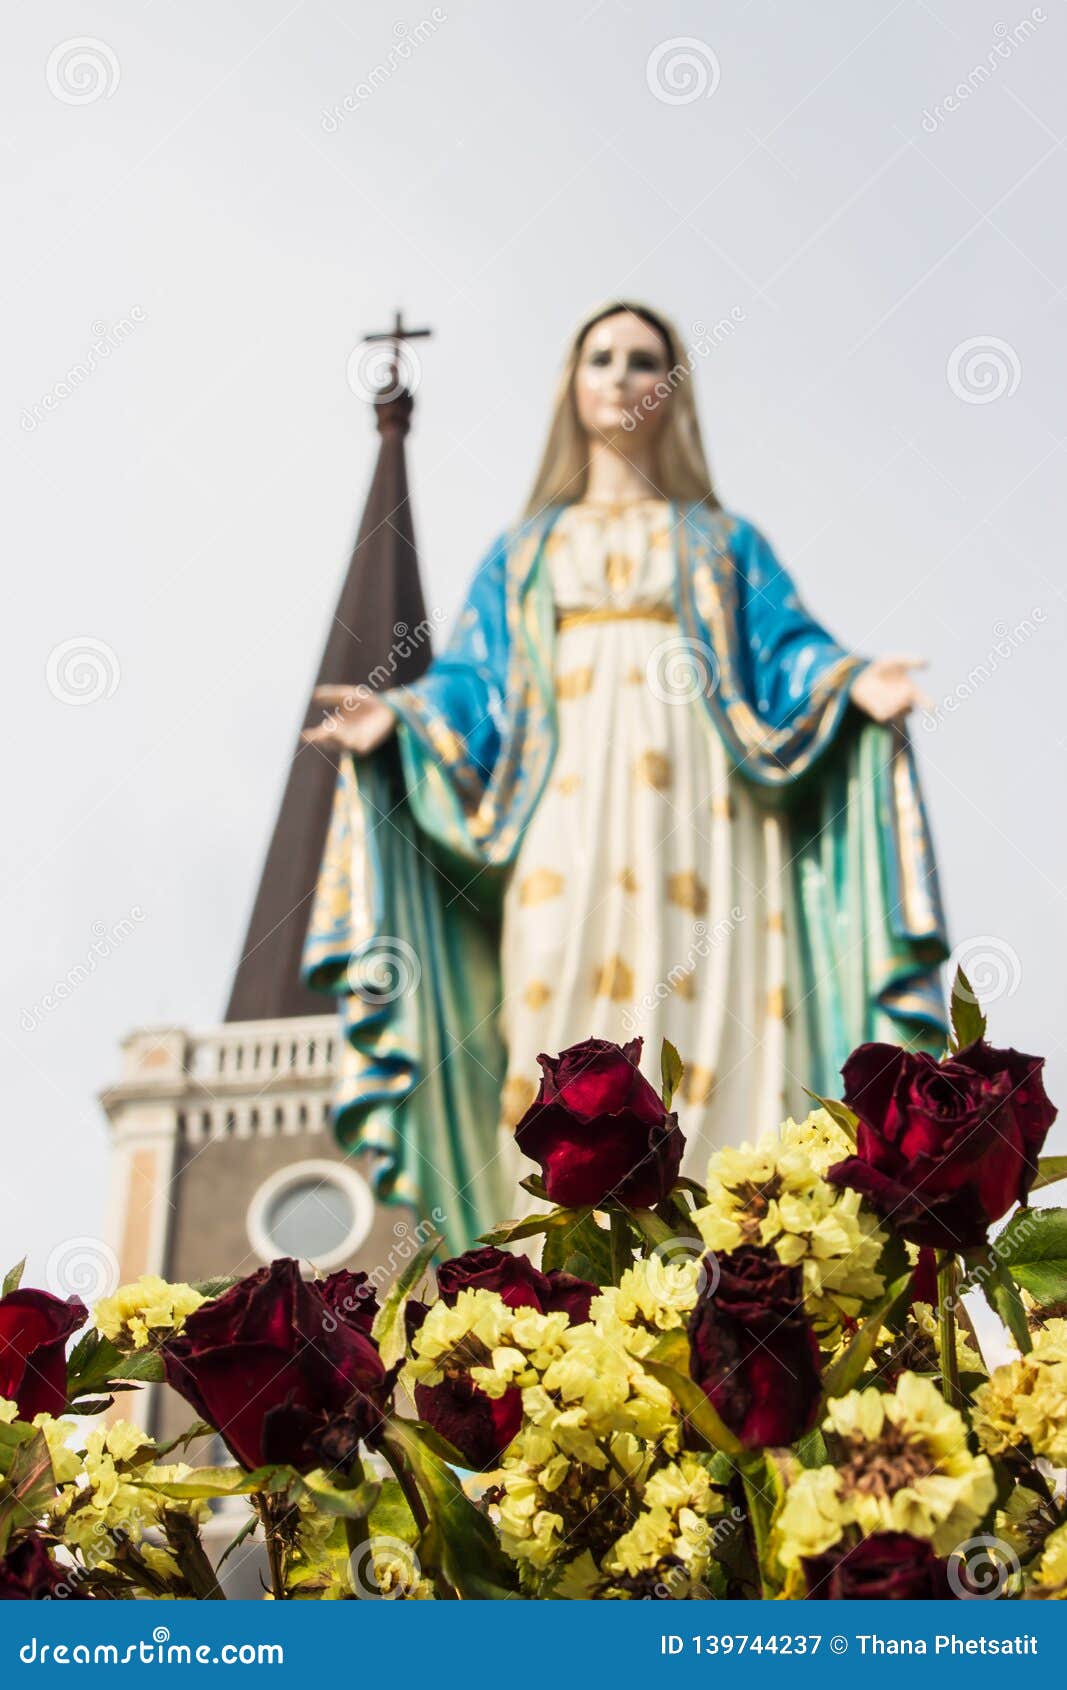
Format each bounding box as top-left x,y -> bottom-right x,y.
518,868 -> 565,906
556,666 -> 595,701
666,871 -> 709,916
501,1075 -> 538,1125
593,955 -> 634,1001
555,773 -> 581,795
633,750 -> 673,792
523,980 -> 553,1010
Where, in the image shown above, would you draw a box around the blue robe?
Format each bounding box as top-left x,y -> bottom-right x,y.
303,502 -> 948,1253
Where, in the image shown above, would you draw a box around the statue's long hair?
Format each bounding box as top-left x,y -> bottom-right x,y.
523,300 -> 720,518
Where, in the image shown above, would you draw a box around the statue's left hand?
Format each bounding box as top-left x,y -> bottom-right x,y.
849,654 -> 933,724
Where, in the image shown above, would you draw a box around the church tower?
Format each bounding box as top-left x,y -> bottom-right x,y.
99,322 -> 434,1445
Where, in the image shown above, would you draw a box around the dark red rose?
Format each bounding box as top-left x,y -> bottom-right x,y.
0,1288 -> 87,1420
435,1246 -> 597,1323
515,1037 -> 684,1209
803,1532 -> 954,1599
687,1247 -> 821,1449
0,1534 -> 78,1601
318,1269 -> 380,1338
827,1040 -> 1057,1250
413,1372 -> 523,1471
161,1259 -> 389,1473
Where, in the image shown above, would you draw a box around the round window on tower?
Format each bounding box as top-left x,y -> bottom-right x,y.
246,1159 -> 374,1271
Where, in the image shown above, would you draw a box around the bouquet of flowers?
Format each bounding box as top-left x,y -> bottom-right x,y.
2,971 -> 1065,1601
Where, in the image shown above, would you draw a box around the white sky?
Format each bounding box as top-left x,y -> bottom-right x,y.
4,0 -> 1065,1281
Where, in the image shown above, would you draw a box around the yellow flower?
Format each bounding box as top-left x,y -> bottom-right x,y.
910,1301 -> 986,1376
694,1119 -> 885,1338
972,1318 -> 1067,1467
1031,1521 -> 1067,1598
777,1372 -> 996,1564
606,1454 -> 723,1584
94,1276 -> 205,1351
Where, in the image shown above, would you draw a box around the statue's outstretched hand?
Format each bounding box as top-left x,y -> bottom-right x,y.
849,655 -> 933,724
301,685 -> 397,755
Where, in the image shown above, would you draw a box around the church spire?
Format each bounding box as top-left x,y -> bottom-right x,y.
224,312 -> 433,1022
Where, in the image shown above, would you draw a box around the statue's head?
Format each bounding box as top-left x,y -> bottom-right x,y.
525,300 -> 718,516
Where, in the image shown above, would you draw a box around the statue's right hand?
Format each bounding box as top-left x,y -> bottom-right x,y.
301,685 -> 398,755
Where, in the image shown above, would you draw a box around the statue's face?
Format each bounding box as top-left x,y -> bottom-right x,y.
573,311 -> 672,445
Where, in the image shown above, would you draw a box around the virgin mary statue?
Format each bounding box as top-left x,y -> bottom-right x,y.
302,301 -> 948,1256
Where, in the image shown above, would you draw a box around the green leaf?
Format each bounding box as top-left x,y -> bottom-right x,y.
949,966 -> 987,1052
802,1090 -> 858,1146
380,1419 -> 518,1599
1033,1156 -> 1067,1194
191,1276 -> 237,1301
630,1207 -> 680,1250
821,1273 -> 912,1399
406,1420 -> 471,1469
519,1172 -> 548,1200
641,1332 -> 744,1458
371,1232 -> 442,1370
143,1463 -> 293,1500
0,1431 -> 55,1556
477,1212 -> 564,1248
661,1038 -> 684,1109
297,1470 -> 380,1520
994,1206 -> 1067,1310
980,1259 -> 1032,1354
2,1258 -> 26,1297
367,1477 -> 419,1546
541,1208 -> 613,1282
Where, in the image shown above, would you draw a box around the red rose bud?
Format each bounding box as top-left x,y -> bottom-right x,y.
161,1259 -> 389,1473
803,1532 -> 954,1599
686,1246 -> 821,1449
827,1040 -> 1057,1250
515,1037 -> 683,1209
435,1246 -> 597,1323
0,1287 -> 87,1420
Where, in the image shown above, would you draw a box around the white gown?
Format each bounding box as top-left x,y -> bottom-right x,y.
496,500 -> 807,1200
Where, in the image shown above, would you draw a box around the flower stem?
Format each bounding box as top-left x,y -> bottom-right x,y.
937,1251 -> 962,1409
252,1492 -> 288,1600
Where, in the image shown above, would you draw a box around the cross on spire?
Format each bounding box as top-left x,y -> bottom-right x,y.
362,309 -> 432,395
